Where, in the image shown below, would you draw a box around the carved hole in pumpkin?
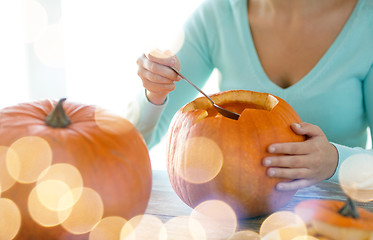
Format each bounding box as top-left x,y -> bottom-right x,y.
184,92 -> 279,120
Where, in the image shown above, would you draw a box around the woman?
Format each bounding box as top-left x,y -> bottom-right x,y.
131,0 -> 373,191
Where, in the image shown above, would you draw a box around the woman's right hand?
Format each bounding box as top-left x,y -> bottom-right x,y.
136,49 -> 181,105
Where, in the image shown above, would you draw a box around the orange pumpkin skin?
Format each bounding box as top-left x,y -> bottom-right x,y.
295,199 -> 373,240
0,100 -> 152,239
167,90 -> 305,219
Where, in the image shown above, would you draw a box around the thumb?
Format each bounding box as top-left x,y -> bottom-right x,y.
146,48 -> 178,68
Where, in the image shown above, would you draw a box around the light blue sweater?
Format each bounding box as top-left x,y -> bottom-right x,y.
132,0 -> 373,182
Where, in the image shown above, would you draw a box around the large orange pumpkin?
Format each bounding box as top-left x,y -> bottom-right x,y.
0,99 -> 152,239
167,90 -> 305,218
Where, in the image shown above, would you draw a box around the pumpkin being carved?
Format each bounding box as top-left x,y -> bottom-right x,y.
0,99 -> 152,239
166,90 -> 305,218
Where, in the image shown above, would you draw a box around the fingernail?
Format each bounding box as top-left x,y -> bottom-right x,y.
263,158 -> 271,166
293,123 -> 301,128
268,146 -> 276,153
268,169 -> 275,177
276,184 -> 284,190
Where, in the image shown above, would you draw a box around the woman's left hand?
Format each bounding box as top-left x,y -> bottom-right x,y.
262,122 -> 339,191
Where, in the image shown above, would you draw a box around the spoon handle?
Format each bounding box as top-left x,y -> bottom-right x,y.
168,66 -> 215,105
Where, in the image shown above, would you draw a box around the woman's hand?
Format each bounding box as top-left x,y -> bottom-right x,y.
262,122 -> 339,191
136,49 -> 181,105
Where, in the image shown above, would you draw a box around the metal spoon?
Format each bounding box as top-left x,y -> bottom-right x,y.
169,66 -> 240,120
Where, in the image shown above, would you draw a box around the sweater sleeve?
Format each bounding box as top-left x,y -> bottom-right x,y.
329,64 -> 373,182
140,2 -> 216,149
125,1 -> 217,149
123,90 -> 168,146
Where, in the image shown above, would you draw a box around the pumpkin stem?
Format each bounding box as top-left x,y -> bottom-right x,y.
338,197 -> 360,219
45,98 -> 71,128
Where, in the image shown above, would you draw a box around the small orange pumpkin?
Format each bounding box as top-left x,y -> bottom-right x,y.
166,90 -> 305,218
295,198 -> 373,240
0,99 -> 152,239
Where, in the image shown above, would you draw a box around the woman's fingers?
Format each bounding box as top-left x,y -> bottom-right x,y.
142,58 -> 180,81
138,54 -> 180,82
290,122 -> 323,137
146,49 -> 178,67
267,123 -> 324,155
141,77 -> 176,94
276,179 -> 315,191
268,142 -> 307,155
266,166 -> 310,180
136,51 -> 181,104
138,66 -> 176,84
263,122 -> 339,191
263,155 -> 306,168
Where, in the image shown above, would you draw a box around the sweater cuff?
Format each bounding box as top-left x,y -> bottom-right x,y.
137,89 -> 168,127
329,142 -> 368,182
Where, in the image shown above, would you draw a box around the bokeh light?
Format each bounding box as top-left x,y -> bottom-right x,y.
260,211 -> 307,240
60,187 -> 104,235
292,236 -> 319,240
164,216 -> 206,240
7,136 -> 52,184
22,0 -> 48,43
95,107 -> 135,136
0,146 -> 17,192
34,23 -> 65,68
146,28 -> 185,57
120,214 -> 166,240
228,230 -> 261,240
339,153 -> 373,202
28,182 -> 72,227
35,179 -> 74,212
0,198 -> 21,240
175,136 -> 223,184
37,163 -> 83,209
191,200 -> 237,239
146,47 -> 173,59
89,216 -> 127,240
